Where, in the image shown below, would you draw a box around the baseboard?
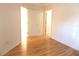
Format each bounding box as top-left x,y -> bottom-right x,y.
2,41 -> 21,56
27,35 -> 45,38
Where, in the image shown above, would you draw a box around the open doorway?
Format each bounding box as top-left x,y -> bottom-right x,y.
20,6 -> 46,49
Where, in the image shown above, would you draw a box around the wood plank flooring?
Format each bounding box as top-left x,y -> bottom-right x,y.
4,35 -> 79,56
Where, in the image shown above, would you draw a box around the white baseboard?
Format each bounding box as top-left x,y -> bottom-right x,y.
1,41 -> 21,56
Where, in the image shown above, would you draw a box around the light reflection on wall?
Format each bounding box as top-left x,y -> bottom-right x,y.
55,16 -> 79,50
20,6 -> 28,51
72,21 -> 78,39
46,10 -> 52,36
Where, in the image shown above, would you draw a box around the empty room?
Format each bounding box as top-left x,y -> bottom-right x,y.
0,3 -> 79,56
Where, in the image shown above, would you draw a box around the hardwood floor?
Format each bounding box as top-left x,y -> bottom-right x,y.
4,35 -> 79,56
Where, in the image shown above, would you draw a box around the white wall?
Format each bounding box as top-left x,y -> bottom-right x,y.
0,4 -> 21,55
28,9 -> 44,36
46,4 -> 79,50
